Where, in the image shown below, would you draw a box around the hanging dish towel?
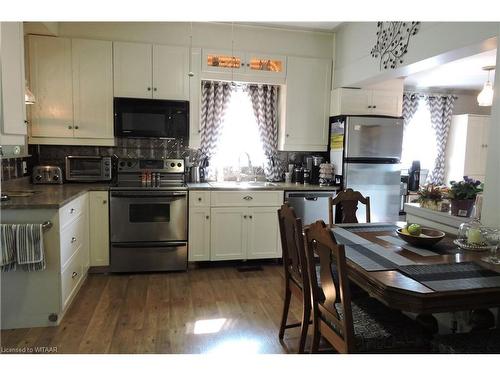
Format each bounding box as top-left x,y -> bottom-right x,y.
16,224 -> 46,271
1,224 -> 17,271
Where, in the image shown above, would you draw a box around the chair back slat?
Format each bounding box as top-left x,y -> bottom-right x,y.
329,188 -> 371,225
278,204 -> 308,290
304,220 -> 356,353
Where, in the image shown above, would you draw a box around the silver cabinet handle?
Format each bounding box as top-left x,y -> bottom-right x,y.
243,196 -> 253,201
71,237 -> 76,243
72,271 -> 78,279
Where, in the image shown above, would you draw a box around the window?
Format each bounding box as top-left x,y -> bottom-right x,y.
210,85 -> 266,180
401,98 -> 436,173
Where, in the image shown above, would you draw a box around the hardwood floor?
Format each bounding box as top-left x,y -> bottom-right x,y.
0,263 -> 308,354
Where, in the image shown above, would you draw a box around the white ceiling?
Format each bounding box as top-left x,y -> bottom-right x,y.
242,22 -> 342,32
404,49 -> 497,91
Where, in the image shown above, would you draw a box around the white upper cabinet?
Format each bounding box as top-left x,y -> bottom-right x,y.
202,49 -> 246,74
29,35 -> 74,138
72,39 -> 113,140
114,41 -> 189,100
113,42 -> 153,99
28,36 -> 114,145
1,22 -> 27,136
330,88 -> 402,117
153,44 -> 189,100
189,48 -> 202,149
278,56 -> 331,151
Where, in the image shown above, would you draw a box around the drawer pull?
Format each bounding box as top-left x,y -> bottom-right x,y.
70,208 -> 76,214
103,200 -> 107,204
198,197 -> 202,202
206,215 -> 210,219
72,271 -> 78,279
71,237 -> 77,243
243,215 -> 247,219
243,196 -> 253,201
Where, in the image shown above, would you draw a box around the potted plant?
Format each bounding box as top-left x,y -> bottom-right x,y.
416,184 -> 445,210
448,177 -> 483,217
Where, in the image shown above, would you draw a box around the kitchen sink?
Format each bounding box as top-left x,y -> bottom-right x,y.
209,181 -> 277,189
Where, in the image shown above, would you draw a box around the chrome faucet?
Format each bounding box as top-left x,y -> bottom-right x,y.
237,152 -> 253,182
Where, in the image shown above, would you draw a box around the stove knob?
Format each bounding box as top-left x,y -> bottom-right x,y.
127,161 -> 133,167
119,161 -> 125,167
35,175 -> 42,182
53,175 -> 60,181
170,162 -> 175,168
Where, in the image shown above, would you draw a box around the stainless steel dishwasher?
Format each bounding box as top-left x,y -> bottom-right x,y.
285,191 -> 337,225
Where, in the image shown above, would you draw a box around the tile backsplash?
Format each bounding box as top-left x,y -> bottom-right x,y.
24,138 -> 327,182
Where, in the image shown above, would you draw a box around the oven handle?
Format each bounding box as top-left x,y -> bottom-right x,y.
112,241 -> 187,248
111,191 -> 187,198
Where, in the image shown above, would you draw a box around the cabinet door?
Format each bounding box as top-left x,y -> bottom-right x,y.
202,49 -> 246,74
188,207 -> 211,261
464,116 -> 485,176
247,206 -> 281,259
479,117 -> 491,177
245,53 -> 286,77
72,39 -> 113,139
210,207 -> 246,260
153,45 -> 189,100
280,56 -> 331,151
89,191 -> 109,267
1,22 -> 27,136
29,35 -> 73,138
113,41 -> 153,98
189,48 -> 202,149
338,88 -> 372,115
371,90 -> 402,117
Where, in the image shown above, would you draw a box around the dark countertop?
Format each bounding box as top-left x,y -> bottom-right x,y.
1,178 -> 341,209
1,178 -> 110,209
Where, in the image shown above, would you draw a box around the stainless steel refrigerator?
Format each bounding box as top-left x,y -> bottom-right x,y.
329,115 -> 403,223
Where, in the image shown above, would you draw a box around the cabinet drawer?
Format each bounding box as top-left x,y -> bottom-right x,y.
61,246 -> 84,310
211,190 -> 284,207
189,191 -> 211,207
59,193 -> 88,229
60,215 -> 86,268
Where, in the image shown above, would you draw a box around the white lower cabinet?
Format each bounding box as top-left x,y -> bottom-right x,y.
188,190 -> 283,262
89,191 -> 110,266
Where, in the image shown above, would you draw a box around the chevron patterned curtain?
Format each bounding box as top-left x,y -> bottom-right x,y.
246,84 -> 281,181
200,81 -> 233,160
425,95 -> 456,185
402,93 -> 421,130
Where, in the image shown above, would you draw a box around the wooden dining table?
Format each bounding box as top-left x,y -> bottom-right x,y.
332,222 -> 500,315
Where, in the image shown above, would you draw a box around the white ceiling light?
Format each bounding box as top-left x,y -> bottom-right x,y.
477,66 -> 495,106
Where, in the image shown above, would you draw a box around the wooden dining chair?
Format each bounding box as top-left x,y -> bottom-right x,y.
328,188 -> 371,226
277,203 -> 311,353
303,220 -> 429,353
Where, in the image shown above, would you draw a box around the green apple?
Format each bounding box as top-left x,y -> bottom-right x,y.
407,224 -> 422,236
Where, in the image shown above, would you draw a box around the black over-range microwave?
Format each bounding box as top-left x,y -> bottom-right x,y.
114,97 -> 189,139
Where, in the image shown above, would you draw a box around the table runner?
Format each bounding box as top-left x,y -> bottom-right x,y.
397,262 -> 500,291
332,227 -> 416,271
376,235 -> 439,257
341,224 -> 401,233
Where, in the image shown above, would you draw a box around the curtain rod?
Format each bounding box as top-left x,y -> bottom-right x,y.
404,91 -> 458,99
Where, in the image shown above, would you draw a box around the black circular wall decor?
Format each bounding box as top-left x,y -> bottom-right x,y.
371,22 -> 420,70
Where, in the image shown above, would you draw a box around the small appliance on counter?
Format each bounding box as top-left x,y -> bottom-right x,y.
65,156 -> 112,182
32,166 -> 63,184
407,160 -> 421,192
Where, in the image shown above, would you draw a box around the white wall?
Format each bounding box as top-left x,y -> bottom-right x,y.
334,22 -> 498,88
33,22 -> 335,60
481,29 -> 500,227
453,93 -> 491,116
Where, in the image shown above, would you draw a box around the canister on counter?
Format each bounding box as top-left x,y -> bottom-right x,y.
294,167 -> 304,184
303,168 -> 311,184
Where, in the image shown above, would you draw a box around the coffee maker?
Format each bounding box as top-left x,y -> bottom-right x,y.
408,160 -> 421,192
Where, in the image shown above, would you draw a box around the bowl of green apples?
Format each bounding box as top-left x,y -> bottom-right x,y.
396,224 -> 445,247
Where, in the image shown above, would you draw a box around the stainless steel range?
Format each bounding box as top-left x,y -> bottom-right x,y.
109,158 -> 187,272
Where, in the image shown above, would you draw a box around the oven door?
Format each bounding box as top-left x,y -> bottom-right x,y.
110,190 -> 187,242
